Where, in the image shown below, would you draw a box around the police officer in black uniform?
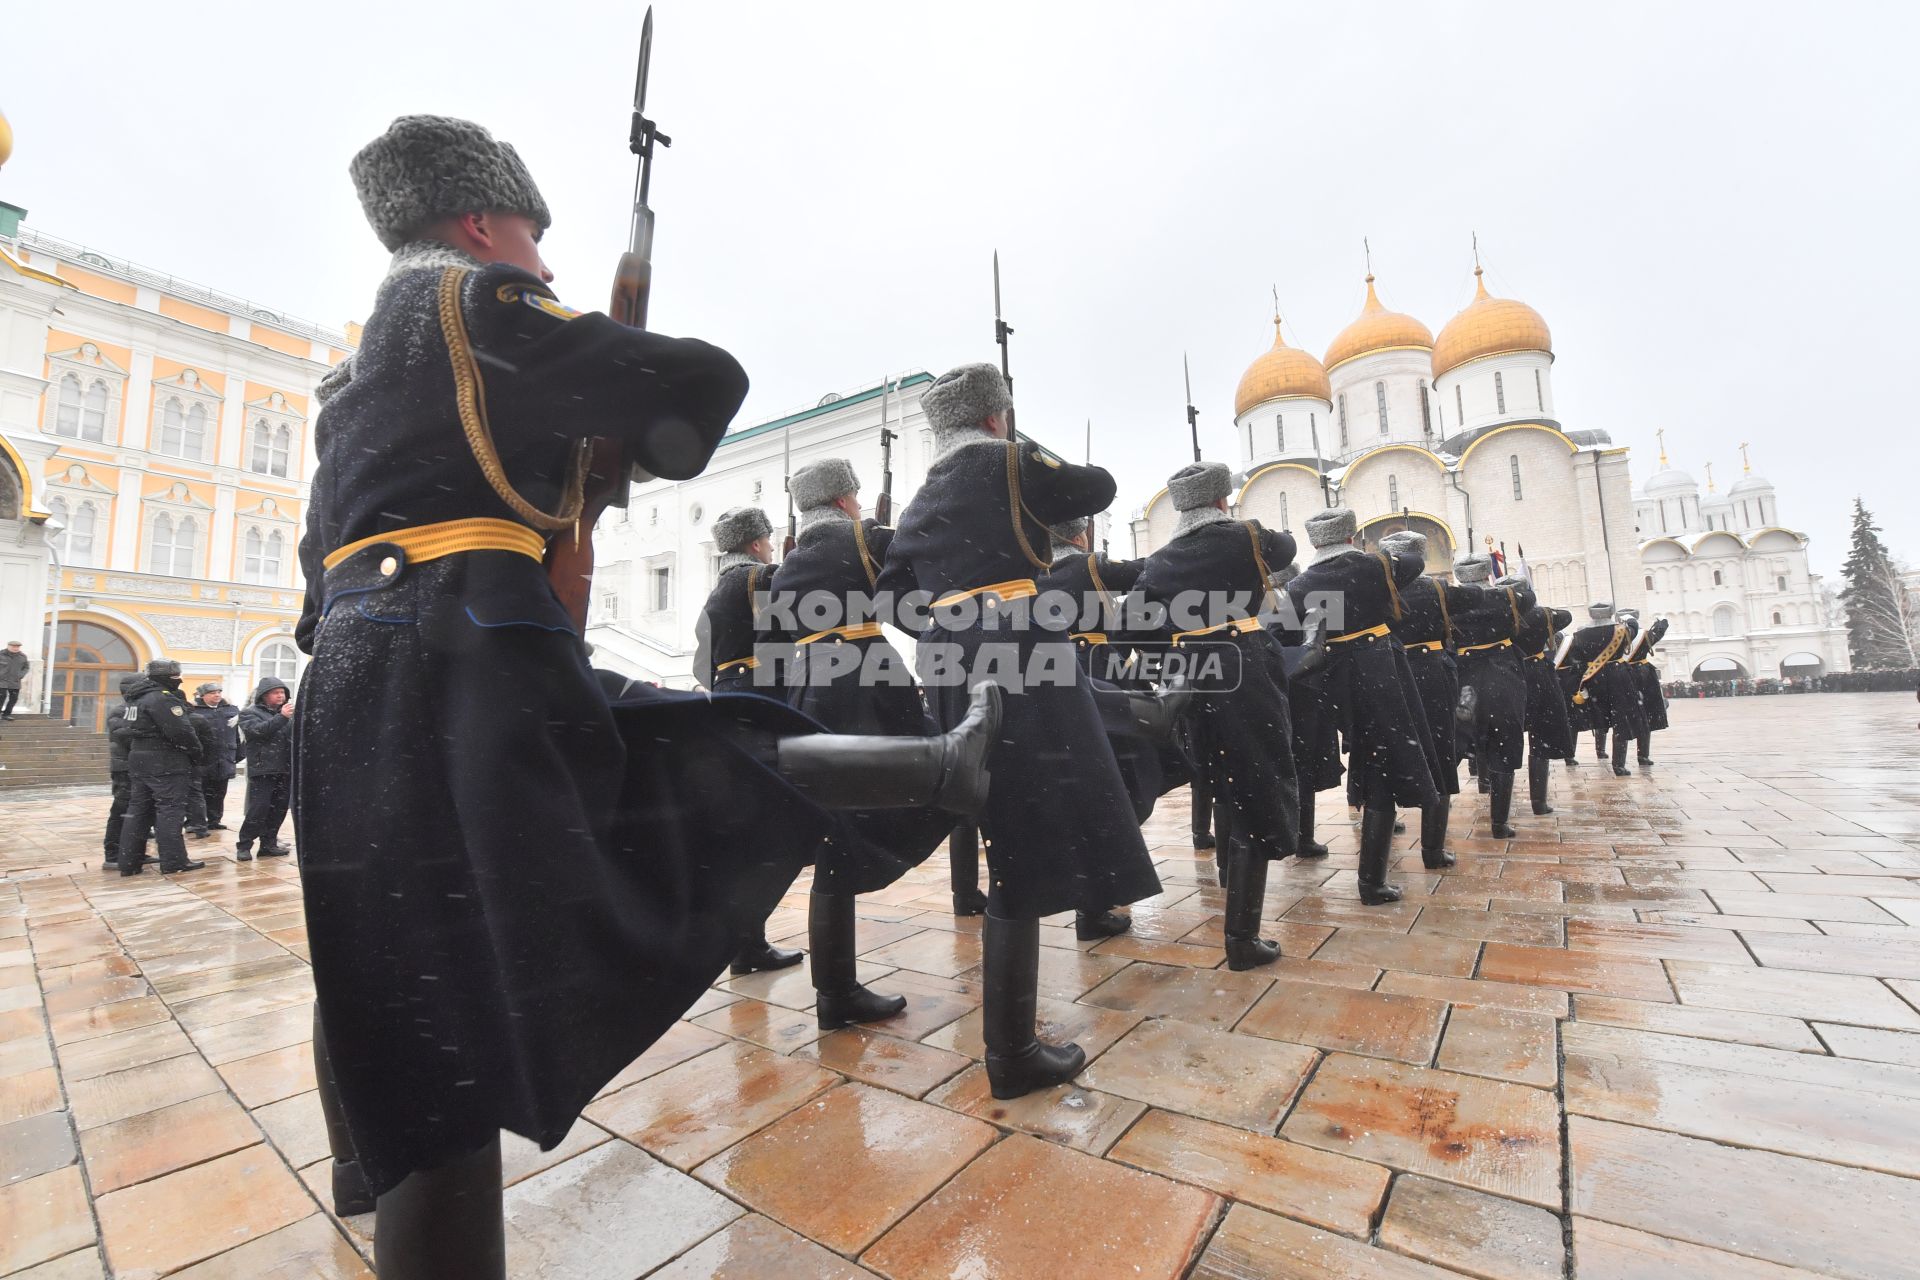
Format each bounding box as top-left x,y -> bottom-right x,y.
879,362 -> 1161,1098
297,117 -> 1001,1276
1509,586 -> 1576,815
103,673 -> 144,871
1133,462 -> 1299,968
1378,530 -> 1481,868
117,659 -> 207,876
696,506 -> 777,695
1562,602 -> 1635,776
1286,509 -> 1440,905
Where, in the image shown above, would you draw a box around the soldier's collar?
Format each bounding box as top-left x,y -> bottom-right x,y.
1171,506 -> 1235,540
1309,542 -> 1364,565
932,430 -> 1006,465
715,551 -> 761,575
797,507 -> 854,542
384,238 -> 481,281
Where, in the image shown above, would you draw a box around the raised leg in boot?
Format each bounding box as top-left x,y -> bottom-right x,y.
1420,797 -> 1456,869
312,1010 -> 375,1217
1637,732 -> 1653,765
949,822 -> 987,916
1594,728 -> 1608,760
1295,786 -> 1330,859
1223,835 -> 1279,969
1488,769 -> 1518,838
1528,749 -> 1555,815
775,683 -> 1001,815
811,892 -> 905,1030
1358,795 -> 1403,905
730,922 -> 803,975
1190,782 -> 1215,850
373,1139 -> 505,1280
982,913 -> 1084,1099
1213,801 -> 1235,887
1611,729 -> 1632,776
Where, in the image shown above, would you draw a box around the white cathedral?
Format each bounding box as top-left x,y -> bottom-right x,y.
586,264 -> 1847,688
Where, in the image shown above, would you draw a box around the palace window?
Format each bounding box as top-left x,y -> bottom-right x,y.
156,399 -> 209,460
256,641 -> 299,684
1494,371 -> 1506,414
1772,610 -> 1783,625
148,513 -> 199,576
1534,368 -> 1545,410
1713,569 -> 1723,586
249,421 -> 293,477
1374,381 -> 1389,434
651,565 -> 673,612
242,528 -> 287,585
1776,574 -> 1787,591
1388,475 -> 1400,510
1337,394 -> 1348,450
1418,381 -> 1432,435
1645,574 -> 1654,591
54,374 -> 111,442
1455,384 -> 1465,424
1509,455 -> 1523,501
47,497 -> 100,567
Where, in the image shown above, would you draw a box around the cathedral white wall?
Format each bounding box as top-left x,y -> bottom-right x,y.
1338,449 -> 1452,536
1433,351 -> 1554,435
1234,395 -> 1332,466
1234,466 -> 1331,545
1326,348 -> 1437,458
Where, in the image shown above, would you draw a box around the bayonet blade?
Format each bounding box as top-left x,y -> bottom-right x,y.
993,250 -> 1003,320
634,6 -> 654,114
1183,352 -> 1193,405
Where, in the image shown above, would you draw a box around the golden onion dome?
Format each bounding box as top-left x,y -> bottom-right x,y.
0,109 -> 12,169
1234,317 -> 1331,416
1324,274 -> 1432,371
1431,267 -> 1552,379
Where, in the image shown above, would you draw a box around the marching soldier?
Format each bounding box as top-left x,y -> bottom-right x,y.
1378,531 -> 1481,868
1562,602 -> 1635,776
878,363 -> 1161,1098
1627,616 -> 1671,762
1132,462 -> 1299,969
1286,509 -> 1441,905
696,506 -> 778,694
296,117 -> 999,1275
1267,559 -> 1340,863
1511,587 -> 1577,815
1450,557 -> 1535,839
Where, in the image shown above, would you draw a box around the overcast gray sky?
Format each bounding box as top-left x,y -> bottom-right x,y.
6,1 -> 1915,576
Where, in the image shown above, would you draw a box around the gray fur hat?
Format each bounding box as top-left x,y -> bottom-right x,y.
1454,554 -> 1494,584
1048,517 -> 1089,548
1167,461 -> 1231,512
1589,601 -> 1615,621
922,363 -> 1013,437
1377,529 -> 1427,559
350,115 -> 552,252
712,506 -> 772,553
790,458 -> 859,512
1304,506 -> 1358,549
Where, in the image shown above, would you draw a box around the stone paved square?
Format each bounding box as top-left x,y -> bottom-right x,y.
2,692 -> 1919,1276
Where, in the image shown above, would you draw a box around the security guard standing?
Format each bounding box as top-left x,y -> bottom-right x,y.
116,659 -> 207,876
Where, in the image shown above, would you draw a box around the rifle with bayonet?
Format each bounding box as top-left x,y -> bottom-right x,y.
1183,352 -> 1200,462
876,375 -> 897,525
547,6 -> 671,632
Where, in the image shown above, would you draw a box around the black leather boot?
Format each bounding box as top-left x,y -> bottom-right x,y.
1489,770 -> 1517,838
1223,836 -> 1279,970
1594,729 -> 1608,760
776,683 -> 1002,814
1528,750 -> 1554,815
1213,801 -> 1235,887
1191,783 -> 1215,850
1123,686 -> 1193,742
950,822 -> 987,916
730,927 -> 804,975
982,914 -> 1084,1099
1611,730 -> 1632,777
373,1139 -> 505,1280
811,892 -> 905,1030
1075,908 -> 1131,941
313,1010 -> 375,1217
1358,804 -> 1403,905
1296,787 -> 1330,859
1420,797 -> 1455,869
1637,732 -> 1653,765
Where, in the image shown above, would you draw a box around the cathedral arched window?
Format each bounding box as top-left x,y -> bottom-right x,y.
1645,574 -> 1654,591
1418,381 -> 1432,435
1274,414 -> 1284,454
1534,368 -> 1545,411
1772,610 -> 1782,625
1713,569 -> 1723,586
1278,492 -> 1288,530
1509,455 -> 1523,501
1494,371 -> 1506,415
1337,394 -> 1349,450
1712,606 -> 1736,637
1776,574 -> 1787,591
1455,384 -> 1464,425
1374,381 -> 1389,435
1388,475 -> 1400,509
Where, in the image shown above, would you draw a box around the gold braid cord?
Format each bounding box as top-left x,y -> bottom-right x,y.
1435,582 -> 1453,646
1005,441 -> 1052,571
1373,551 -> 1404,620
1086,552 -> 1116,614
852,519 -> 879,590
1573,623 -> 1627,705
1244,521 -> 1279,613
1506,587 -> 1524,637
436,267 -> 588,532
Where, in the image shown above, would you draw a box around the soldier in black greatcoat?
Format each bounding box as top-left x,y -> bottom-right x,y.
117,659 -> 207,876
295,117 -> 1001,1276
1627,616 -> 1671,761
1450,556 -> 1536,838
1378,531 -> 1482,868
1510,588 -> 1577,815
1287,509 -> 1441,905
878,363 -> 1161,1099
1133,462 -> 1300,969
1561,602 -> 1635,776
1267,560 -> 1341,864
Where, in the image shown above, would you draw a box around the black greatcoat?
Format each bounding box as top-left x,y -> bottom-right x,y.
1631,618 -> 1670,732
1516,604 -> 1578,760
292,252 -> 831,1198
1287,547 -> 1441,810
762,517 -> 953,893
1386,574 -> 1481,796
877,438 -> 1160,918
1561,619 -> 1631,728
1452,583 -> 1536,773
1602,616 -> 1648,738
1132,517 -> 1300,859
697,558 -> 773,694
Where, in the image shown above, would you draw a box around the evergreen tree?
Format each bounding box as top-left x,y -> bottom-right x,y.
1839,499 -> 1918,669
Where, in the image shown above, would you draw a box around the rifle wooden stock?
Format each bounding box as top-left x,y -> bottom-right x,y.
546,249 -> 653,634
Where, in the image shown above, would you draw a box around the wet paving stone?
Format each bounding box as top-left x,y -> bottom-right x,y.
1236,978 -> 1449,1065
1378,1174 -> 1564,1280
1080,1017 -> 1318,1131
1191,1202 -> 1465,1279
925,1065 -> 1146,1154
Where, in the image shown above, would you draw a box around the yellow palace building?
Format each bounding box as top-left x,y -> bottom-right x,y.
0,201 -> 353,729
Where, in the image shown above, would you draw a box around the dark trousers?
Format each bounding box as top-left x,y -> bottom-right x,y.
121,770 -> 192,871
0,688 -> 19,716
240,773 -> 291,849
104,772 -> 131,859
187,777 -> 208,834
200,775 -> 230,828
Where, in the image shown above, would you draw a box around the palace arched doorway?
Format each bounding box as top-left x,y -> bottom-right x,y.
46,619 -> 141,731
